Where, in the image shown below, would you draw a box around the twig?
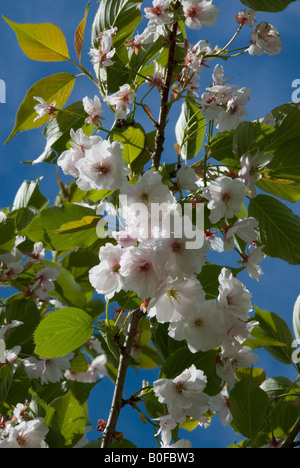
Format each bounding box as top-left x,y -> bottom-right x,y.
151,20 -> 179,168
101,309 -> 145,448
281,418 -> 300,448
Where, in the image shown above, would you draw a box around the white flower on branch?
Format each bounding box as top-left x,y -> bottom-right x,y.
153,365 -> 209,421
248,22 -> 282,56
203,176 -> 247,224
144,0 -> 173,26
181,0 -> 219,30
76,139 -> 128,192
104,84 -> 136,120
168,299 -> 227,352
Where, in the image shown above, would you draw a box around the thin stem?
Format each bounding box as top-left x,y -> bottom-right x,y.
101,309 -> 145,448
151,19 -> 179,168
220,24 -> 244,52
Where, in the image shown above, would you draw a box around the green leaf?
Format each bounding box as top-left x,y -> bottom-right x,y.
91,0 -> 143,49
260,377 -> 295,398
6,73 -> 76,143
34,307 -> 93,358
12,178 -> 48,210
254,306 -> 294,365
248,194 -> 300,265
57,216 -> 101,234
256,178 -> 300,203
50,391 -> 86,447
113,126 -> 145,165
240,0 -> 296,12
21,203 -> 99,251
209,130 -> 236,166
293,295 -> 300,341
4,298 -> 40,350
233,121 -> 262,158
229,377 -> 270,441
175,98 -> 206,160
74,2 -> 90,64
0,216 -> 16,252
235,368 -> 267,387
27,101 -> 89,165
0,363 -> 31,413
3,16 -> 70,61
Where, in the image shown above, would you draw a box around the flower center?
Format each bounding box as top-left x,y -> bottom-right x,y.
137,262 -> 152,273
194,318 -> 203,328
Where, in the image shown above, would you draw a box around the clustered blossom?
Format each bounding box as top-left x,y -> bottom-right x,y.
201,64 -> 250,132
3,2 -> 284,449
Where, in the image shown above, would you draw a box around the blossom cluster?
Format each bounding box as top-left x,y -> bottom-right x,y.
4,0 -> 285,448
0,403 -> 49,448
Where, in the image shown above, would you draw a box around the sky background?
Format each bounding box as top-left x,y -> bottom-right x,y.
1,0 -> 300,448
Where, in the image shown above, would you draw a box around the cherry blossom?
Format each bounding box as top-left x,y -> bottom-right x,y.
235,9 -> 257,27
104,84 -> 136,120
147,276 -> 206,323
181,0 -> 219,30
89,243 -> 124,299
248,22 -> 282,56
82,95 -> 104,125
153,365 -> 209,421
76,139 -> 127,192
203,176 -> 247,224
144,0 -> 173,26
33,97 -> 57,121
238,150 -> 274,197
168,299 -> 227,352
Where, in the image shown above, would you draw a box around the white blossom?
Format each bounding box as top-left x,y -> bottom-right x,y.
238,150 -> 274,197
153,365 -> 209,421
144,0 -> 173,26
0,418 -> 49,449
33,97 -> 57,121
104,84 -> 136,120
181,0 -> 219,30
203,176 -> 247,224
57,128 -> 101,177
148,276 -> 205,323
242,245 -> 266,281
235,9 -> 256,27
223,217 -> 258,252
217,267 -> 253,324
248,22 -> 282,56
168,299 -> 227,352
76,139 -> 127,192
89,243 -> 124,300
82,95 -> 104,124
119,244 -> 162,299
210,387 -> 232,427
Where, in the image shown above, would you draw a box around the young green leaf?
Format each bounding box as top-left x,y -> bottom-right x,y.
34,308 -> 93,358
3,17 -> 70,61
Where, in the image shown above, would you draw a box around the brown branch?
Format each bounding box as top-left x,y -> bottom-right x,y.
151,21 -> 179,168
101,309 -> 144,448
281,418 -> 300,448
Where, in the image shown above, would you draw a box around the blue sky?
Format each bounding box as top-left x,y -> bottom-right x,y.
1,0 -> 300,448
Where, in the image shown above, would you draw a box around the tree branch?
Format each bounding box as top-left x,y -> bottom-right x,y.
281,418 -> 300,448
100,309 -> 144,448
151,21 -> 179,168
